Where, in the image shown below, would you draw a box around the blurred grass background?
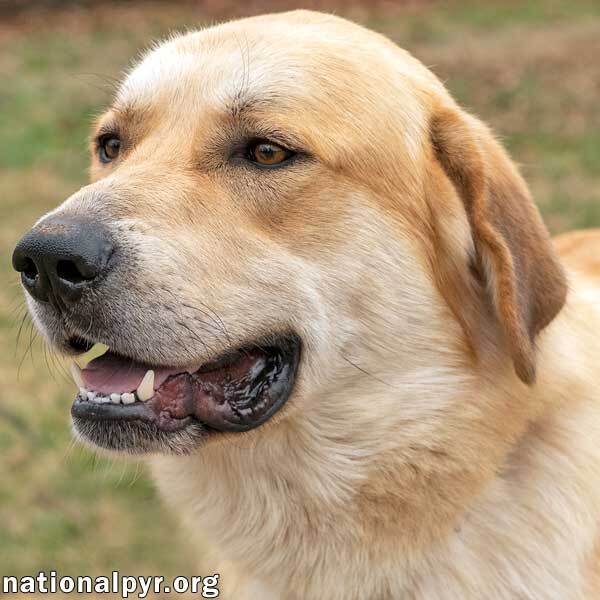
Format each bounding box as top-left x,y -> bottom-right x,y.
1,0 -> 599,583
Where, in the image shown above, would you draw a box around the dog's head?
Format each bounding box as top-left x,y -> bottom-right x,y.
12,11 -> 566,456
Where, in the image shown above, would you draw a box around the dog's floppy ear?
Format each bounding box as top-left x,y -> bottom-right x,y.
430,105 -> 567,384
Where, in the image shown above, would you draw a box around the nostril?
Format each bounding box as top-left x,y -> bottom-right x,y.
56,260 -> 91,285
21,257 -> 38,281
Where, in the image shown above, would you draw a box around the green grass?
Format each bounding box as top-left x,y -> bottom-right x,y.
1,0 -> 598,583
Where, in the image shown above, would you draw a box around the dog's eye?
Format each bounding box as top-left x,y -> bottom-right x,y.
98,135 -> 121,163
247,141 -> 294,167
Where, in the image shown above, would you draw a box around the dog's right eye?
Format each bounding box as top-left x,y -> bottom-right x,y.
97,135 -> 121,163
245,140 -> 295,167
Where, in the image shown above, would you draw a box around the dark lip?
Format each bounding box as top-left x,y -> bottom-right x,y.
71,334 -> 301,453
72,396 -> 195,431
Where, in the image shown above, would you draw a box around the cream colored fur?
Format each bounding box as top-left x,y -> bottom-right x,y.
40,10 -> 600,599
152,270 -> 600,600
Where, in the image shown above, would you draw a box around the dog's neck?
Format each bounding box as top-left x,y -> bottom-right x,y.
150,276 -> 600,600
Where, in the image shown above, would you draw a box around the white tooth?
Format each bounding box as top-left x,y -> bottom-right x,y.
70,361 -> 85,388
110,393 -> 121,404
87,391 -> 96,402
97,395 -> 110,404
122,392 -> 135,404
79,387 -> 87,397
136,370 -> 155,402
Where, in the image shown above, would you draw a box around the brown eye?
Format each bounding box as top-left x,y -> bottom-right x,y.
98,135 -> 121,163
248,141 -> 293,166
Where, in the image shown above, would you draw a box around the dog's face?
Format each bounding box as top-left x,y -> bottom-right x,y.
12,11 -> 566,457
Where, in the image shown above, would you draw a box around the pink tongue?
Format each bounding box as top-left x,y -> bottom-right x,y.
82,352 -> 184,395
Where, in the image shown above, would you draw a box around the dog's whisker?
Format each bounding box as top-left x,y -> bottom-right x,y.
157,282 -> 231,349
17,320 -> 38,379
15,310 -> 30,356
182,303 -> 231,346
48,345 -> 70,382
340,354 -> 395,388
172,316 -> 215,358
42,343 -> 57,383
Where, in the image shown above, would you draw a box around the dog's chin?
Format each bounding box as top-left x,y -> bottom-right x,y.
72,418 -> 211,456
68,334 -> 301,456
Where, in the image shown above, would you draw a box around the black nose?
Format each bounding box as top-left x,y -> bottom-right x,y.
12,217 -> 113,307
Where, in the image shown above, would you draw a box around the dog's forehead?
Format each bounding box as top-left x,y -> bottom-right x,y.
117,12 -> 436,116
118,18 -> 336,112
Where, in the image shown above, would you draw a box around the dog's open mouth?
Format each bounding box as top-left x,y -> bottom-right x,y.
70,335 -> 301,452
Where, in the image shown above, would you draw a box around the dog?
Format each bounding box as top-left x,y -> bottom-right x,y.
12,10 -> 600,599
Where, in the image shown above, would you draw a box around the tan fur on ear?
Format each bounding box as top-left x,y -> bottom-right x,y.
430,106 -> 567,384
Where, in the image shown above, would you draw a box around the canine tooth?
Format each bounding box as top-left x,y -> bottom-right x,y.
87,391 -> 96,402
70,361 -> 85,388
110,393 -> 121,404
137,370 -> 154,401
122,392 -> 135,404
